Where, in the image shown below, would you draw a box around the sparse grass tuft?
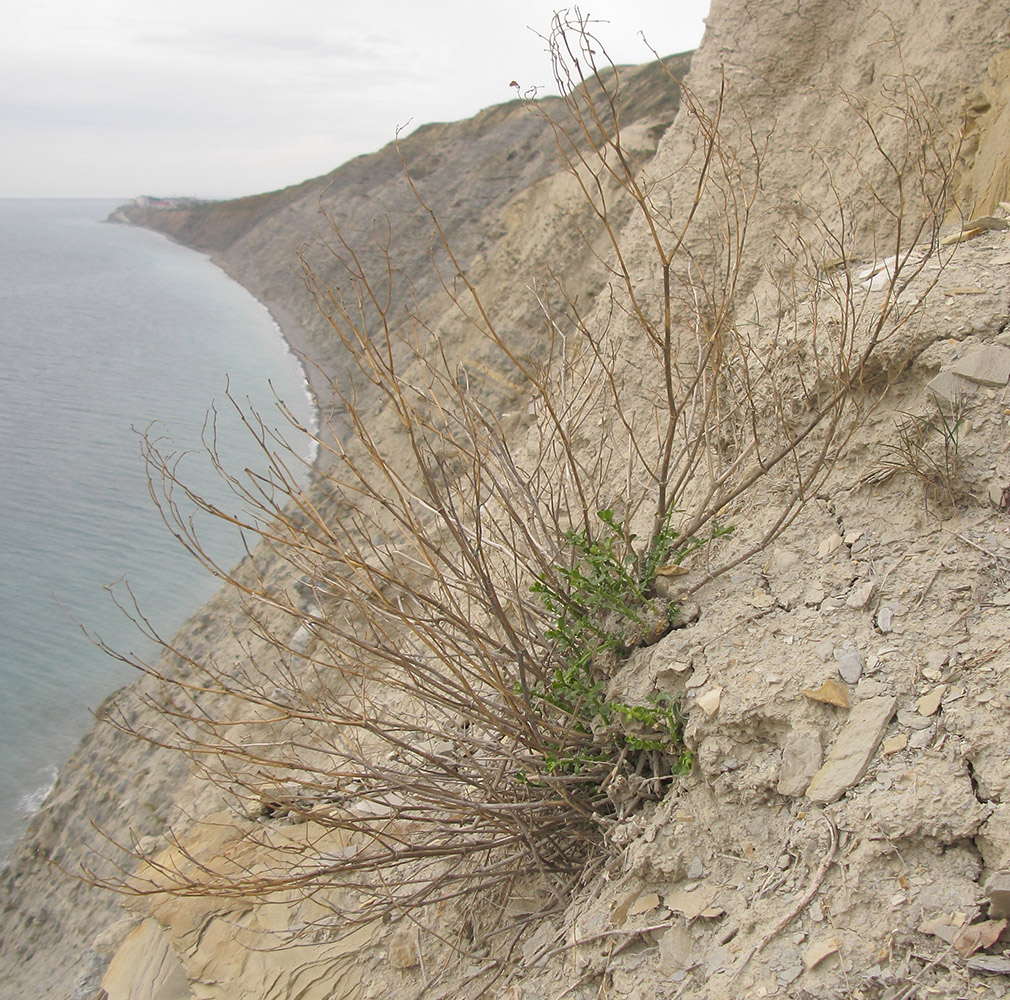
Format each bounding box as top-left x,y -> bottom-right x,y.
877,395 -> 974,508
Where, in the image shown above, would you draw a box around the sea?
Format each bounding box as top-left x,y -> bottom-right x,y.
0,198 -> 317,858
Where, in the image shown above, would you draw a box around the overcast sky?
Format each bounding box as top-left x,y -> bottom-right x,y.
2,1 -> 710,199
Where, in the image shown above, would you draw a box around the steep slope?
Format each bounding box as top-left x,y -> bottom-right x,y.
0,53 -> 693,1000
111,55 -> 692,426
6,3 -> 1010,999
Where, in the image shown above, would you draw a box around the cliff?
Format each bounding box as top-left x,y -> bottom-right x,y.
6,3 -> 1010,999
109,54 -> 691,430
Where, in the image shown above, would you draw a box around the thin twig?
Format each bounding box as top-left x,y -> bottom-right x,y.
730,813 -> 838,980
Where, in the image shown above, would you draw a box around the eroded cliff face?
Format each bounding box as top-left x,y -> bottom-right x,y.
110,55 -> 691,430
6,3 -> 1010,999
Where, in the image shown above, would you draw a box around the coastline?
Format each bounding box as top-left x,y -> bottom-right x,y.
0,205 -> 323,860
0,203 -> 327,998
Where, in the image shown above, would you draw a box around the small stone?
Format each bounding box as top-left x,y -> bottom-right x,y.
805,584 -> 827,606
658,925 -> 696,974
805,695 -> 897,803
855,678 -> 887,699
925,371 -> 976,407
627,893 -> 661,917
835,650 -> 864,684
967,954 -> 1010,974
922,666 -> 943,682
778,965 -> 804,986
881,733 -> 908,755
804,937 -> 840,970
818,533 -> 843,559
908,726 -> 934,750
846,582 -> 876,609
801,680 -> 851,708
986,871 -> 1010,919
388,926 -> 420,969
919,914 -> 962,944
897,708 -> 934,730
749,589 -> 776,609
877,607 -> 894,632
814,639 -> 835,661
953,918 -> 1007,958
917,684 -> 946,716
665,885 -> 717,919
696,686 -> 722,717
778,729 -> 823,797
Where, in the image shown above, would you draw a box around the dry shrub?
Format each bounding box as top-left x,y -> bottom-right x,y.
86,10 -> 957,975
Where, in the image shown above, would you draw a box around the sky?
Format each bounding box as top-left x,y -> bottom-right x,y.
2,1 -> 710,199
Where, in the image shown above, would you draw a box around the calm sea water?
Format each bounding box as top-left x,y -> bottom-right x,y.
0,198 -> 316,857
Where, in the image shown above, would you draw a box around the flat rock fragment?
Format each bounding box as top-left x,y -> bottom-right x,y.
805,696 -> 897,803
804,936 -> 840,969
778,728 -> 823,797
802,679 -> 851,708
665,886 -> 717,920
846,582 -> 875,609
967,954 -> 1010,974
627,893 -> 660,917
881,733 -> 908,755
835,650 -> 863,684
696,686 -> 722,717
952,918 -> 1006,958
951,344 -> 1010,387
925,371 -> 976,407
917,684 -> 946,717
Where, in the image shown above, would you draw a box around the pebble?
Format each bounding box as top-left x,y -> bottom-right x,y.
804,937 -> 840,970
986,871 -> 1010,919
855,678 -> 887,699
778,728 -> 823,797
897,708 -> 934,731
882,733 -> 908,755
917,684 -> 946,716
835,650 -> 864,684
778,965 -> 803,986
877,607 -> 894,632
847,582 -> 875,609
908,726 -> 934,749
696,686 -> 722,716
802,679 -> 851,708
805,585 -> 826,605
818,533 -> 843,558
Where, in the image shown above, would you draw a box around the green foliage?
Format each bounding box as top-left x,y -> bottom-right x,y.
527,509 -> 731,777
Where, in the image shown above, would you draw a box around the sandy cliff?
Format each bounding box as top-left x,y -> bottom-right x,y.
6,2 -> 1010,998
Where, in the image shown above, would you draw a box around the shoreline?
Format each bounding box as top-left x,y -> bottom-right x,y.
0,208 -> 321,863
107,209 -> 333,471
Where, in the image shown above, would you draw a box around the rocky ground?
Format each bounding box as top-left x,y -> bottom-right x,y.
5,2 -> 1010,999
